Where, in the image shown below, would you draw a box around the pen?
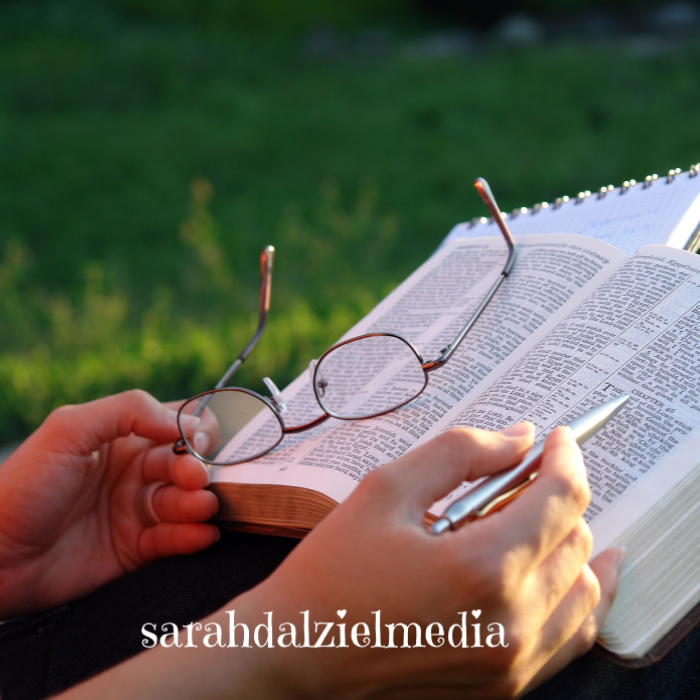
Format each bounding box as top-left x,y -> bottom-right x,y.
430,395 -> 630,535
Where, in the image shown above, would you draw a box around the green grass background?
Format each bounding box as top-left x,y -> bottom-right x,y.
2,1 -> 700,442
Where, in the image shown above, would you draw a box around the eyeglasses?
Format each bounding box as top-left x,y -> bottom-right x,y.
173,177 -> 516,466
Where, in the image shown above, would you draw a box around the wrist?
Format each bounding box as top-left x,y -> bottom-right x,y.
0,566 -> 45,619
199,591 -> 312,699
218,587 -> 365,700
56,608 -> 290,700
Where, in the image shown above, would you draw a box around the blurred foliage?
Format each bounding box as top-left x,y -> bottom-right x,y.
1,1 -> 700,442
116,0 -> 409,33
2,0 -> 415,35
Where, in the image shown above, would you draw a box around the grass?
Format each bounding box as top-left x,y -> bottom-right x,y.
2,3 -> 700,442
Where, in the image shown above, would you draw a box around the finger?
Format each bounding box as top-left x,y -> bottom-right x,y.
139,481 -> 168,525
140,522 -> 221,561
367,422 -> 535,517
499,517 -> 595,650
475,426 -> 589,564
552,547 -> 623,657
42,390 -> 198,455
170,454 -> 212,489
141,445 -> 211,490
149,484 -> 219,524
176,399 -> 222,456
523,547 -> 624,692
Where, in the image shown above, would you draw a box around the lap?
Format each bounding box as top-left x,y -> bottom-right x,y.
3,529 -> 700,700
0,531 -> 297,700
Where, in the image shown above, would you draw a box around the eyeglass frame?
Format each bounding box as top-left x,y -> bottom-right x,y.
173,177 -> 516,465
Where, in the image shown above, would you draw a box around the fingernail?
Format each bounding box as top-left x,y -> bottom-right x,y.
500,421 -> 534,438
178,413 -> 201,431
198,461 -> 212,485
193,431 -> 211,456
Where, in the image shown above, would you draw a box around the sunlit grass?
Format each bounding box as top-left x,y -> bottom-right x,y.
2,4 -> 700,441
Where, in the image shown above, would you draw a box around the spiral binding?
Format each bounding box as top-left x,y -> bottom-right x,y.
467,163 -> 700,229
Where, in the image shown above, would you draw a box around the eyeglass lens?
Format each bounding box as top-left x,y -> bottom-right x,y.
178,389 -> 284,465
313,334 -> 428,419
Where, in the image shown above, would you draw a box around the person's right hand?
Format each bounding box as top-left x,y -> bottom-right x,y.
57,423 -> 622,700
235,423 -> 622,699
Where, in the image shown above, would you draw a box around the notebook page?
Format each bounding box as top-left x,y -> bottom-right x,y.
444,170 -> 700,256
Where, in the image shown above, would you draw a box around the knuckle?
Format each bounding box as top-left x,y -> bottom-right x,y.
568,466 -> 590,507
545,531 -> 598,611
572,473 -> 591,511
557,519 -> 595,571
487,549 -> 522,604
355,463 -> 397,500
579,563 -> 602,610
431,426 -> 489,460
43,403 -> 79,435
574,520 -> 594,560
578,617 -> 600,652
463,546 -> 521,608
568,609 -> 600,658
120,388 -> 153,406
551,465 -> 590,514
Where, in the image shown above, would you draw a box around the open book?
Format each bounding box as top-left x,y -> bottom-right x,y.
209,168 -> 700,665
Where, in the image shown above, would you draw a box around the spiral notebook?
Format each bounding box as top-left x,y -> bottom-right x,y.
444,165 -> 700,256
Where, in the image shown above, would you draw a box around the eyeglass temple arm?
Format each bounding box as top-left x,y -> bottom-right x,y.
424,178 -> 516,372
213,245 -> 275,391
474,177 -> 516,274
173,245 -> 275,453
182,244 -> 275,425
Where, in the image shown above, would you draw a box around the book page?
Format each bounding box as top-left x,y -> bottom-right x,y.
444,173 -> 700,256
596,432 -> 700,659
212,234 -> 625,498
432,246 -> 700,538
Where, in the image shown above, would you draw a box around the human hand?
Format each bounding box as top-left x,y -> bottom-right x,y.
230,423 -> 622,699
0,390 -> 219,618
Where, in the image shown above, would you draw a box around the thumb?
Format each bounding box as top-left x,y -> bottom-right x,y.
39,390 -> 189,456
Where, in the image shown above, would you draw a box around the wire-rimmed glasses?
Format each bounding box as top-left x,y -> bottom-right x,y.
173,177 -> 516,466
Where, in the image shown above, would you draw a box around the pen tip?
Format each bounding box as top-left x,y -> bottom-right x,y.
613,394 -> 630,409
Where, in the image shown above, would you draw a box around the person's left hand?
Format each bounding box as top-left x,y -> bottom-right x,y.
0,390 -> 220,618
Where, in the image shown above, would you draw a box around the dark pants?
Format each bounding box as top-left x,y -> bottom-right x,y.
1,531 -> 699,699
0,532 -> 297,699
